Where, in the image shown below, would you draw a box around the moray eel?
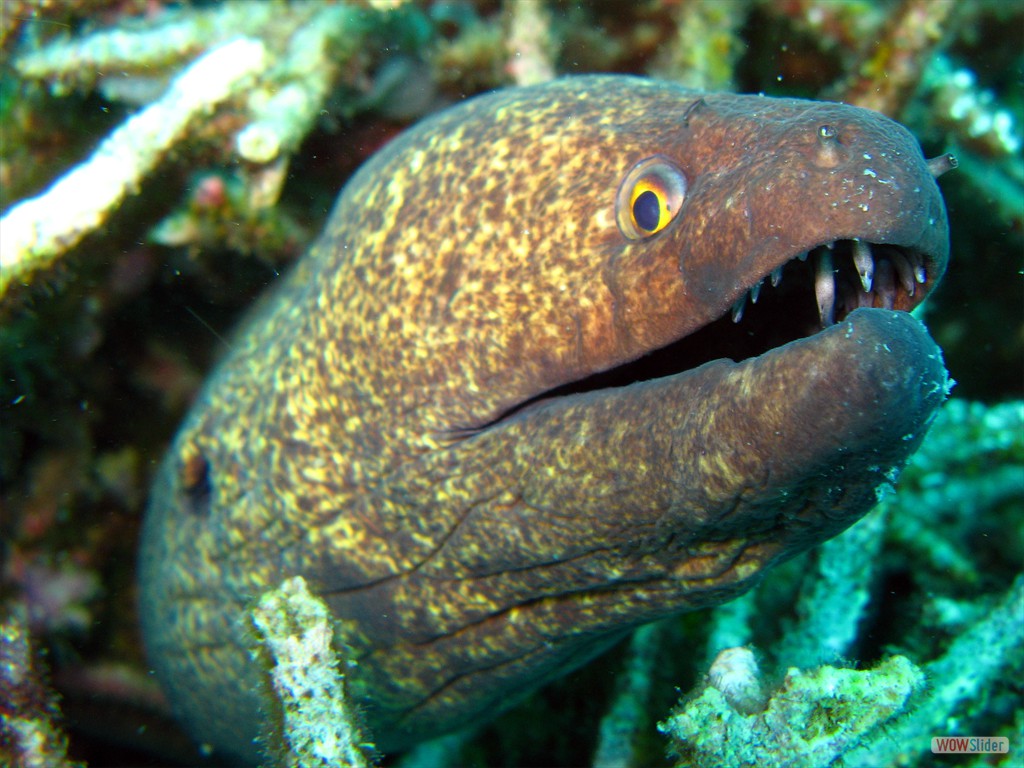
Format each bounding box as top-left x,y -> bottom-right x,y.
139,75 -> 952,761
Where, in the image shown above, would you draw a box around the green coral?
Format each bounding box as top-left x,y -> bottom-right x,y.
592,622 -> 669,768
885,399 -> 1024,587
654,397 -> 1024,768
845,576 -> 1023,767
660,656 -> 923,768
775,507 -> 887,668
649,0 -> 748,91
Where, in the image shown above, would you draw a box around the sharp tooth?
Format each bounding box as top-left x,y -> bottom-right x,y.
750,279 -> 762,304
814,249 -> 836,326
731,294 -> 746,323
852,238 -> 874,293
770,266 -> 783,287
890,252 -> 916,296
907,252 -> 927,284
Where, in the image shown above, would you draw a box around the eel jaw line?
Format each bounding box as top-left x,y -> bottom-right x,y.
495,233 -> 943,420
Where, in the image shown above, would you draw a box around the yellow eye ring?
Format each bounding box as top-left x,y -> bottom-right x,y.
615,156 -> 687,240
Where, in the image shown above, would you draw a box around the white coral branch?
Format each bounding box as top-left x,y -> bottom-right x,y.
0,37 -> 267,297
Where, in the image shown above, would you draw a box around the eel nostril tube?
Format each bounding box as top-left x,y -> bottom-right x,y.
927,153 -> 959,178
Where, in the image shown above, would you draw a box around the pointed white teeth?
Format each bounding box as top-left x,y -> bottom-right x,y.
730,240 -> 928,328
731,295 -> 746,323
852,238 -> 874,292
890,251 -> 917,296
814,248 -> 836,326
730,277 -> 767,323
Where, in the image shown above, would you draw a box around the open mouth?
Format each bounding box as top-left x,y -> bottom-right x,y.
528,239 -> 931,403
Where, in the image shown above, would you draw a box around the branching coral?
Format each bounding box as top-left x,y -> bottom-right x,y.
1,1 -> 387,297
884,399 -> 1024,586
660,574 -> 1023,768
0,37 -> 267,296
774,507 -> 888,669
543,396 -> 1023,768
13,2 -> 276,95
505,0 -> 556,87
828,0 -> 955,115
592,622 -> 671,768
846,575 -> 1023,767
648,0 -> 748,92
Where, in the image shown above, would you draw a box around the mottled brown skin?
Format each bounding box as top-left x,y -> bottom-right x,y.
138,76 -> 950,761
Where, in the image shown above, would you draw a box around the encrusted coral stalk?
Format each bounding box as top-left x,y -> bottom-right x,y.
776,507 -> 888,667
505,0 -> 556,86
844,575 -> 1024,767
236,5 -> 367,164
0,608 -> 80,768
834,0 -> 955,115
13,3 -> 276,90
250,576 -> 373,768
0,37 -> 267,297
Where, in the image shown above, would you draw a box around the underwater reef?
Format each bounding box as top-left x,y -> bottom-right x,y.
0,1 -> 1021,766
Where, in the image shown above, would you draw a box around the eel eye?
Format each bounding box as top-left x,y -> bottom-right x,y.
616,155 -> 687,240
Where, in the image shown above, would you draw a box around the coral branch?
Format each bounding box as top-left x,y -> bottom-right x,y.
833,0 -> 955,116
0,37 -> 267,297
885,400 -> 1024,584
14,3 -> 275,94
845,575 -> 1024,767
0,607 -> 81,768
236,5 -> 367,163
592,622 -> 668,768
505,0 -> 557,86
776,507 -> 887,668
250,576 -> 374,768
704,591 -> 756,660
648,0 -> 748,91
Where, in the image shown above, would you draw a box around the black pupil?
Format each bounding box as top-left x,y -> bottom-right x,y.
633,189 -> 662,232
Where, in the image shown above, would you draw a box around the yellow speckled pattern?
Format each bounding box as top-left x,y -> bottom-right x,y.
139,76 -> 950,760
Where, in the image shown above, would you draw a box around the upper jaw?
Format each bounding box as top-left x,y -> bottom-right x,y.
675,101 -> 952,339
